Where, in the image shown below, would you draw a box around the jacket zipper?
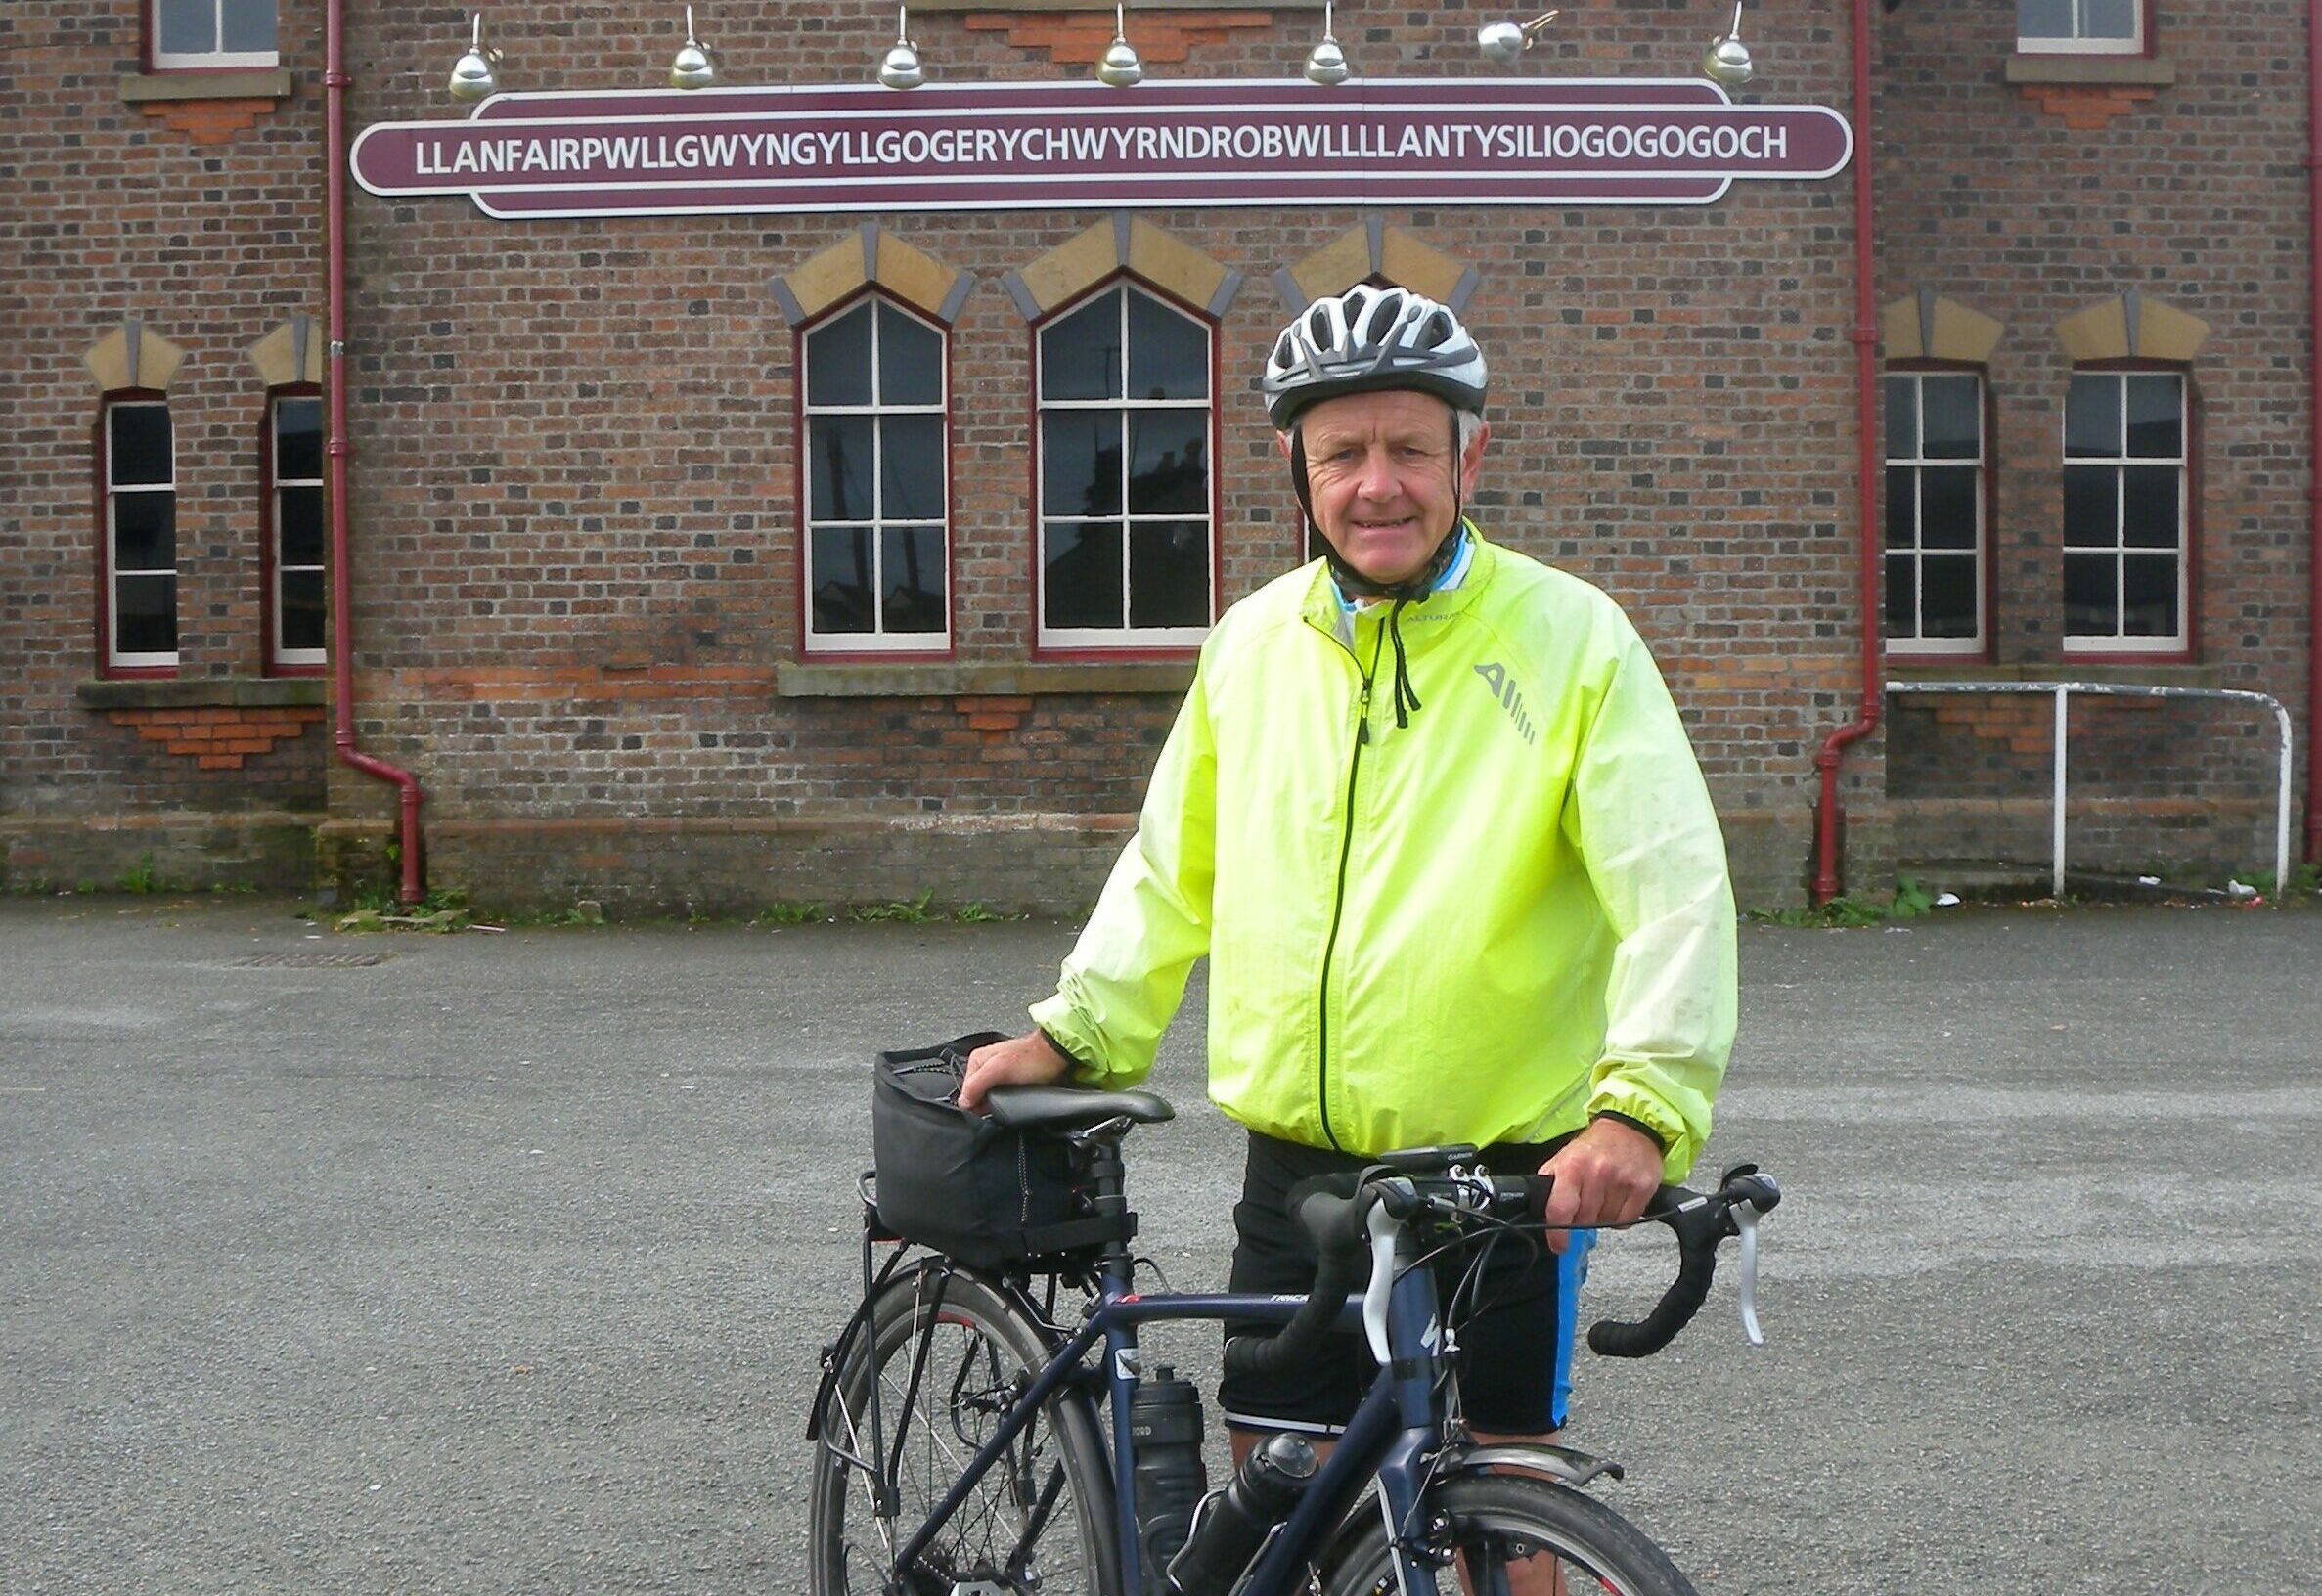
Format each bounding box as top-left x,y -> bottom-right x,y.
1314,624 -> 1388,1152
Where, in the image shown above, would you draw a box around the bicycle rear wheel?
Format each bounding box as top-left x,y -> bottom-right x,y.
1320,1474 -> 1697,1596
808,1265 -> 1119,1596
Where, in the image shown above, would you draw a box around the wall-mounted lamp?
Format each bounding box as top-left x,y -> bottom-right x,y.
877,4 -> 925,88
669,5 -> 719,89
1476,10 -> 1559,66
1304,0 -> 1350,85
448,13 -> 502,102
1702,0 -> 1754,86
1096,1 -> 1143,86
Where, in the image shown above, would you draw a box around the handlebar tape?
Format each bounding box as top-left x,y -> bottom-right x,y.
1221,1175 -> 1372,1383
1585,1183 -> 1723,1359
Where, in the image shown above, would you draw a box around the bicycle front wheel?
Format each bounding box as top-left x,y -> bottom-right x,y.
808,1265 -> 1119,1596
1320,1474 -> 1698,1596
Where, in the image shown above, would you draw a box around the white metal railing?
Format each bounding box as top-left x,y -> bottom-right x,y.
1890,681 -> 2294,899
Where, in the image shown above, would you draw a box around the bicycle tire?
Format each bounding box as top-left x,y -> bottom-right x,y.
808,1265 -> 1120,1596
1318,1474 -> 1698,1596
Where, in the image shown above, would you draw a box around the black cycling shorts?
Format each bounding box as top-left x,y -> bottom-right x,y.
1217,1129 -> 1576,1439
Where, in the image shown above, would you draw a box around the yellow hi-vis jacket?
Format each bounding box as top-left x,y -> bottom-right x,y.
1029,528 -> 1737,1178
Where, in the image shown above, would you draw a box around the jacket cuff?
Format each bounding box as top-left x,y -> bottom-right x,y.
1584,1081 -> 1694,1175
1026,995 -> 1109,1086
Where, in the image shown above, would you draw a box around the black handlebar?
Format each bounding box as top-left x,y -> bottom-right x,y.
1221,1156 -> 1781,1379
1587,1165 -> 1782,1358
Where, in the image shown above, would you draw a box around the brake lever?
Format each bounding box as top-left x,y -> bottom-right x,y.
1734,1202 -> 1764,1346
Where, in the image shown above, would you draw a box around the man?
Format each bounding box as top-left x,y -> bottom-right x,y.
963,285 -> 1735,1518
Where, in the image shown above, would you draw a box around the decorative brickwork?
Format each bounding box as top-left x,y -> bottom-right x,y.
108,705 -> 327,771
2015,81 -> 2161,131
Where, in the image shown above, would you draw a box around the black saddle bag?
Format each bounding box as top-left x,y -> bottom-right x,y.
871,1033 -> 1131,1269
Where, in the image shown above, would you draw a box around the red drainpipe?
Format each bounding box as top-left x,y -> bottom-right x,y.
324,0 -> 425,904
1811,0 -> 1881,904
2307,0 -> 2321,864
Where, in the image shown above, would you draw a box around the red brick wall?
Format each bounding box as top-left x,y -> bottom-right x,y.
1875,1 -> 2312,877
0,2 -> 331,869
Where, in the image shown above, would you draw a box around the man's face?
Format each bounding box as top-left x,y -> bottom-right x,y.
1281,389 -> 1489,588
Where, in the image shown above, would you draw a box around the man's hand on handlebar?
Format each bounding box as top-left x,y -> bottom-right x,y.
959,1030 -> 1073,1112
1538,1116 -> 1664,1254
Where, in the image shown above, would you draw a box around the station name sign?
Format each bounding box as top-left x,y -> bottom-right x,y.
351,78 -> 1853,220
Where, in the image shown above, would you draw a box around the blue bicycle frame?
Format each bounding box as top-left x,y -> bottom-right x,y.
886,1236 -> 1458,1596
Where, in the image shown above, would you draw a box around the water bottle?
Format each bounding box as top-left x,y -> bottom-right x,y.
1128,1365 -> 1207,1591
1164,1431 -> 1319,1595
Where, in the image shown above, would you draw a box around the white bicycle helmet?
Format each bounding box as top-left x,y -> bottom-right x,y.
1262,284 -> 1488,431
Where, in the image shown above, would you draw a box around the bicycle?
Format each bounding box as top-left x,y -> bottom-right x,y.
806,1068 -> 1780,1596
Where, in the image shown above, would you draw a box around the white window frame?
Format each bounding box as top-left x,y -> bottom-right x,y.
2015,0 -> 2145,56
150,0 -> 279,69
1884,370 -> 1987,658
267,392 -> 327,672
102,398 -> 180,673
800,294 -> 952,656
2062,369 -> 2188,655
1034,281 -> 1216,652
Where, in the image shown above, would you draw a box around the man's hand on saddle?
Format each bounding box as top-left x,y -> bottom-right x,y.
1538,1115 -> 1665,1254
959,1030 -> 1074,1113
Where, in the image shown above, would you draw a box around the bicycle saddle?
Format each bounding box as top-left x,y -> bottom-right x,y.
984,1085 -> 1175,1131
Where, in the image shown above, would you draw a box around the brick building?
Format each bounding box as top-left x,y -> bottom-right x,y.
3,0 -> 2313,912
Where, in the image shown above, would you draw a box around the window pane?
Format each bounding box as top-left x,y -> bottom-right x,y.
222,0 -> 277,53
116,574 -> 178,655
807,304 -> 873,408
1883,377 -> 1917,462
1920,555 -> 1978,639
2121,554 -> 2178,637
1043,413 -> 1122,518
879,526 -> 946,634
2124,375 -> 2182,459
809,415 -> 875,521
279,485 -> 325,568
1919,466 -> 1978,551
1920,377 -> 1981,460
109,407 -> 172,486
158,0 -> 214,54
2063,553 -> 2117,635
1128,412 -> 1207,515
113,492 -> 176,571
280,570 -> 326,653
875,303 -> 943,407
1044,520 -> 1124,630
2065,375 -> 2120,459
1128,522 -> 1209,629
2063,466 -> 2118,549
1041,292 -> 1123,403
1127,292 -> 1208,401
1884,466 -> 1915,550
1885,554 -> 1917,637
2017,0 -> 2072,38
2084,0 -> 2137,39
2121,465 -> 2179,548
275,397 -> 323,481
880,415 -> 944,521
810,526 -> 875,634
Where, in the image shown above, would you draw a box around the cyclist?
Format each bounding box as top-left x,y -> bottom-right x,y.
963,285 -> 1737,1573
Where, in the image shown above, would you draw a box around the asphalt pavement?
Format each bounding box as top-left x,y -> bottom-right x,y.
2,896 -> 2316,1593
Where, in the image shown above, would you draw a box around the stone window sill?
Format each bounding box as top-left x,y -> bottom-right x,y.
78,677 -> 327,711
778,661 -> 1193,698
1887,661 -> 2219,689
2003,55 -> 2173,87
117,68 -> 295,105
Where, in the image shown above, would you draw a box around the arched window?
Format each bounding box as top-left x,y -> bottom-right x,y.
800,293 -> 951,654
1034,281 -> 1214,648
98,393 -> 179,675
263,388 -> 327,673
2062,368 -> 2189,654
